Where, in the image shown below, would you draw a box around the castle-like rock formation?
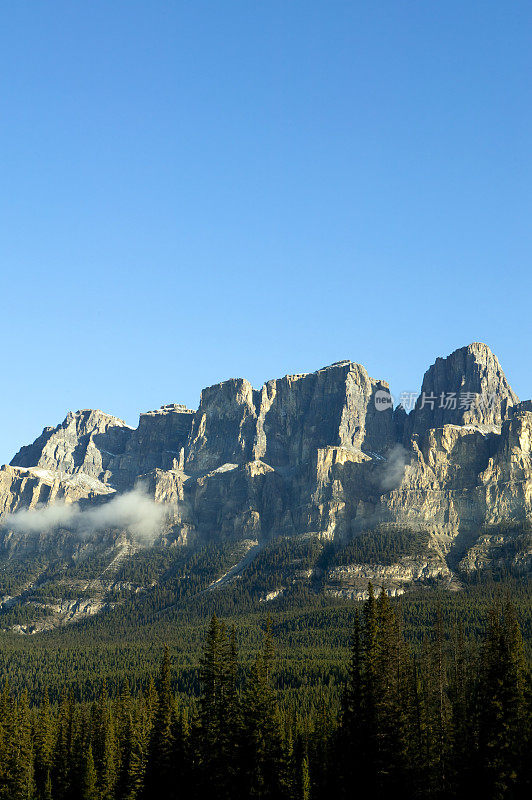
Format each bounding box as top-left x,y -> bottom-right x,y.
1,342 -> 531,607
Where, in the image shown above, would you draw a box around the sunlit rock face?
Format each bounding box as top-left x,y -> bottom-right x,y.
1,342 -> 531,613
184,360 -> 396,474
406,342 -> 519,438
10,409 -> 133,482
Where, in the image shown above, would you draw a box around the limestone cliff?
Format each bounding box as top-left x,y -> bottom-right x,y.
11,409 -> 132,481
406,342 -> 519,437
1,342 -> 530,624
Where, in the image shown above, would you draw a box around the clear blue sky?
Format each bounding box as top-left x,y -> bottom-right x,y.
1,1 -> 531,464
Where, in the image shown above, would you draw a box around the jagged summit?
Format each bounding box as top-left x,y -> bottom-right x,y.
406,342 -> 519,436
64,408 -> 131,425
0,342 -> 530,627
185,358 -> 395,473
11,409 -> 132,474
8,344 -> 520,481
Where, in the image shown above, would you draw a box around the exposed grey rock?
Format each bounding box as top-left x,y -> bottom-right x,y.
186,379 -> 258,473
0,464 -> 114,516
1,341 -> 530,624
11,409 -> 132,481
110,405 -> 195,488
406,342 -> 519,437
253,361 -> 395,467
186,360 -> 396,474
10,405 -> 196,490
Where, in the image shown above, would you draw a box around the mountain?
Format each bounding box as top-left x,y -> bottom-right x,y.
0,342 -> 531,633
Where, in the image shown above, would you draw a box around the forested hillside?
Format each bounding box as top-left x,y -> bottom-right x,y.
0,585 -> 529,800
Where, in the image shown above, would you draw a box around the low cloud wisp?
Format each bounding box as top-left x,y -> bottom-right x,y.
379,444 -> 408,491
3,488 -> 166,544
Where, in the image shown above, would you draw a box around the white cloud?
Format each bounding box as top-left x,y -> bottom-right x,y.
379,444 -> 408,491
3,488 -> 166,544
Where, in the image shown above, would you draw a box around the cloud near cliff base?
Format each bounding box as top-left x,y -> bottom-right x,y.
379,445 -> 408,491
3,488 -> 167,544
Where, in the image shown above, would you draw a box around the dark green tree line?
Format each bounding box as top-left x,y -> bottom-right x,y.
0,592 -> 529,799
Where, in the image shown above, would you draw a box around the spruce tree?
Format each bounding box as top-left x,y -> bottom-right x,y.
373,588 -> 408,796
92,683 -> 117,800
448,621 -> 476,798
477,603 -> 531,800
239,619 -> 286,800
11,690 -> 35,800
362,581 -> 379,781
34,689 -> 55,800
118,706 -> 145,800
339,585 -> 411,797
0,684 -> 15,800
300,753 -> 310,800
52,694 -> 76,800
80,744 -> 99,800
197,614 -> 228,798
221,625 -> 242,795
170,707 -> 194,800
117,681 -> 145,800
338,608 -> 362,794
143,646 -> 175,799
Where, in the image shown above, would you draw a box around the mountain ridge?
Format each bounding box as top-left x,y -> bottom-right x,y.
1,342 -> 531,632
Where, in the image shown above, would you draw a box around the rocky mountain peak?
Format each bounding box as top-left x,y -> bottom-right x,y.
407,342 -> 519,436
10,409 -> 132,474
0,343 -> 531,628
65,409 -> 131,437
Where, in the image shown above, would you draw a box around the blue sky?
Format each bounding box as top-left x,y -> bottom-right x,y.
1,1 -> 531,464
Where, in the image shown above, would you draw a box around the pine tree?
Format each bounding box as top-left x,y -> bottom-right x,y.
34,689 -> 55,800
11,690 -> 35,800
239,619 -> 286,800
477,603 -> 531,800
300,753 -> 310,800
91,683 -> 117,800
143,646 -> 175,799
197,615 -> 229,798
80,744 -> 99,800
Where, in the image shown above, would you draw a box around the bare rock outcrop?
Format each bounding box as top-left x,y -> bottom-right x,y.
406,342 -> 519,437
1,341 -> 530,613
10,409 -> 132,482
0,464 -> 114,516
